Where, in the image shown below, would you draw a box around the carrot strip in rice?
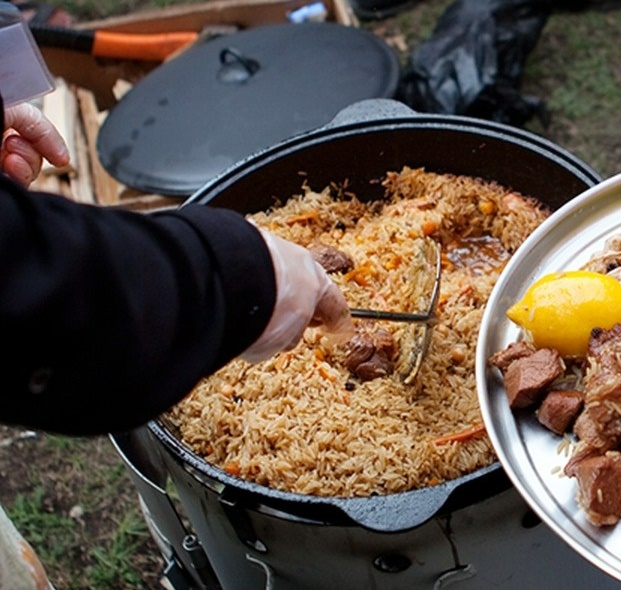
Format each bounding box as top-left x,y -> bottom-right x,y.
434,423 -> 487,446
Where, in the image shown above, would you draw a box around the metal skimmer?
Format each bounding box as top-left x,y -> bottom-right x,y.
349,237 -> 442,384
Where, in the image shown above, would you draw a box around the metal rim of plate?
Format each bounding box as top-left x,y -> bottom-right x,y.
476,171 -> 621,582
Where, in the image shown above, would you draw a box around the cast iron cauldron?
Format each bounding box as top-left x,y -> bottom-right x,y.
118,100 -> 603,590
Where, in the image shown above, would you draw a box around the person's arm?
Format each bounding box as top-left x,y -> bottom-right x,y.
0,97 -> 352,436
0,178 -> 278,435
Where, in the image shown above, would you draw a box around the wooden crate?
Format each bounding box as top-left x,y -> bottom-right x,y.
33,0 -> 357,211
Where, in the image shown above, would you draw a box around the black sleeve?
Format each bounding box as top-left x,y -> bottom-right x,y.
0,176 -> 276,435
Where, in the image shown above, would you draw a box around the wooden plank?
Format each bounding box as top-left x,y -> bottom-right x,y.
31,172 -> 61,194
69,109 -> 96,205
75,87 -> 121,206
78,0 -> 355,33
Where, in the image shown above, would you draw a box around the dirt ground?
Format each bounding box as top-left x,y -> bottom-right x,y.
0,425 -> 164,589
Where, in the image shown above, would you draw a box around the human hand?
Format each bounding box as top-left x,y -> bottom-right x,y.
2,102 -> 70,187
241,229 -> 354,363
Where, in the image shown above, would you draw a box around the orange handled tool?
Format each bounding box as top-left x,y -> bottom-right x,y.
30,24 -> 198,61
92,30 -> 198,60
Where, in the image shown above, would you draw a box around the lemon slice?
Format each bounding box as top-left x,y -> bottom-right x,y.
506,270 -> 621,357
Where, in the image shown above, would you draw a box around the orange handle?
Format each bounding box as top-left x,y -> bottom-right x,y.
92,30 -> 198,61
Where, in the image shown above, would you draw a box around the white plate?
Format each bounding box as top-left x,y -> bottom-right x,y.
476,172 -> 621,581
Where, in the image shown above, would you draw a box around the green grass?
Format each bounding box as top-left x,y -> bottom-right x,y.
6,484 -> 148,590
7,486 -> 79,567
373,3 -> 621,179
0,433 -> 162,589
522,8 -> 621,177
88,511 -> 153,588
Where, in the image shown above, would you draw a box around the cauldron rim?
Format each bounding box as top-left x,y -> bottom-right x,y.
148,418 -> 508,533
185,99 -> 600,212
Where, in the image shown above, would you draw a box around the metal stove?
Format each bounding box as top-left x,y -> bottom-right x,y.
112,429 -> 621,590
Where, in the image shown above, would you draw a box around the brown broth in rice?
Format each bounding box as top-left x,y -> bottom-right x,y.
165,167 -> 549,497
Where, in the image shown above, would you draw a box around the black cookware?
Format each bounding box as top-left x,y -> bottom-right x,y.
116,99 -> 602,590
155,98 -> 600,531
96,23 -> 400,196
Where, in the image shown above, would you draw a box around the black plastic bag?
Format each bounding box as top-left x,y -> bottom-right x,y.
399,0 -> 556,127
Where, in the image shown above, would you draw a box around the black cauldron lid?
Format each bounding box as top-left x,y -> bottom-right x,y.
96,23 -> 401,196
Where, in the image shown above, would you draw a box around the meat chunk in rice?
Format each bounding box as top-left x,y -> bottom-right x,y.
309,244 -> 354,274
343,327 -> 396,381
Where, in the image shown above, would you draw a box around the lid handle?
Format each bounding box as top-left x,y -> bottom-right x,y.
218,47 -> 260,83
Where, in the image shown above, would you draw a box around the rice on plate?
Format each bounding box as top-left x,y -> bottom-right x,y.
165,167 -> 549,498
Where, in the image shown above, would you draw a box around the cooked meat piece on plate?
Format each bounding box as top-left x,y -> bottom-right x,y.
565,451 -> 621,527
488,340 -> 536,373
574,402 -> 621,451
564,444 -> 601,478
502,348 -> 564,409
574,324 -> 621,450
582,235 -> 621,276
584,324 -> 621,395
537,389 -> 584,435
